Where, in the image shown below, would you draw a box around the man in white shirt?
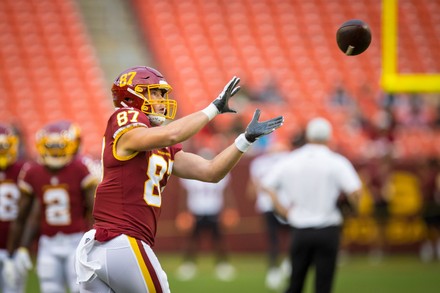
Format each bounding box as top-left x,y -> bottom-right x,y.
264,117 -> 361,293
175,149 -> 237,281
247,141 -> 292,289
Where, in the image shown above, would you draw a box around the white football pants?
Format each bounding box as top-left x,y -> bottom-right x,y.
75,231 -> 170,293
37,232 -> 83,293
0,249 -> 27,293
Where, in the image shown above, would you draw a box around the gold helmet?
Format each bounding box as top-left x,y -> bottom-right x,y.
36,121 -> 81,169
0,123 -> 19,169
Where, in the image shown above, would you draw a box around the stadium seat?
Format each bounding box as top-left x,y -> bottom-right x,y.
0,0 -> 111,157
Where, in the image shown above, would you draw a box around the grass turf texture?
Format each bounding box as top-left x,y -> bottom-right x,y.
25,253 -> 440,293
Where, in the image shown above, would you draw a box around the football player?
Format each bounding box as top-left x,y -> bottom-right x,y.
74,66 -> 284,292
0,124 -> 26,293
6,121 -> 98,293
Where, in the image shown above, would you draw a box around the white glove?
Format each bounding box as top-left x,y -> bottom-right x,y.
2,257 -> 18,289
15,247 -> 32,275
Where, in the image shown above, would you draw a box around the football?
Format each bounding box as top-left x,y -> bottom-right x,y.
336,19 -> 372,56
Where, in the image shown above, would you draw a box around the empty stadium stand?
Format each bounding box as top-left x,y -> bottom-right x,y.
1,0 -> 439,160
132,0 -> 440,160
0,0 -> 112,157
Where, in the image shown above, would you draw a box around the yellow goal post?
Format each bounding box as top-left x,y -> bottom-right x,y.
381,0 -> 440,92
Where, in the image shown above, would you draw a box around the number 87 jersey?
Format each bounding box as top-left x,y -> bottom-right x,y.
93,107 -> 182,247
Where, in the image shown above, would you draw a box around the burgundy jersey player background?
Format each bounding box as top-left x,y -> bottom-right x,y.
18,158 -> 96,237
0,160 -> 25,249
93,107 -> 182,246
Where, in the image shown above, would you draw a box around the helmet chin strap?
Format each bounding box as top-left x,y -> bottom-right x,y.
41,156 -> 71,169
148,115 -> 165,126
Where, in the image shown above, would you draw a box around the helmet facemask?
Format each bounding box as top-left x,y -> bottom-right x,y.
112,67 -> 178,125
127,83 -> 177,126
36,124 -> 80,169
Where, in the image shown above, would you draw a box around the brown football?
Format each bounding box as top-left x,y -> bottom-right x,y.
336,19 -> 372,56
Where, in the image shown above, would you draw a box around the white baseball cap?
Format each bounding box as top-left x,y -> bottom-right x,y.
306,117 -> 332,142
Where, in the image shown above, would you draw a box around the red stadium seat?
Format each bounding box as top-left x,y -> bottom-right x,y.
131,0 -> 440,158
0,0 -> 111,157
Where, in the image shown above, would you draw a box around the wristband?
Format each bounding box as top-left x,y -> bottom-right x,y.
201,103 -> 219,121
234,133 -> 253,153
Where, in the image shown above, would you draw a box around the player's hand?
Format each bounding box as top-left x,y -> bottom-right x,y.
15,247 -> 32,275
244,109 -> 284,142
2,257 -> 18,289
212,76 -> 241,114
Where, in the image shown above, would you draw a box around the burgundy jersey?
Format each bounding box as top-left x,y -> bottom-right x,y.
93,108 -> 182,247
18,158 -> 96,237
0,161 -> 25,249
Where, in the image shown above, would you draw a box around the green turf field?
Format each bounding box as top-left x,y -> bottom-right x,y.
25,253 -> 440,293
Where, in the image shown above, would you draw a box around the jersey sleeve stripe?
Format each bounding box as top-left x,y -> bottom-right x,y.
112,125 -> 144,161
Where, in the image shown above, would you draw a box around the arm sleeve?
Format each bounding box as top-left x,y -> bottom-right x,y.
338,157 -> 362,195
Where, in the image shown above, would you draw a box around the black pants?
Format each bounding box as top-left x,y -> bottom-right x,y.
285,226 -> 341,293
263,211 -> 291,268
183,214 -> 227,263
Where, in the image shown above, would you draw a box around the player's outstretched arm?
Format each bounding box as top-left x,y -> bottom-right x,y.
118,77 -> 241,153
173,109 -> 284,182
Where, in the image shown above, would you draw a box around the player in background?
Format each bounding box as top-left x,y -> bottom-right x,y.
5,121 -> 98,293
74,66 -> 283,293
175,148 -> 238,281
0,124 -> 27,293
419,158 -> 440,262
246,139 -> 293,290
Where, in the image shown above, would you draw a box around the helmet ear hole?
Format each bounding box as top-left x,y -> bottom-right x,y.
123,97 -> 135,106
